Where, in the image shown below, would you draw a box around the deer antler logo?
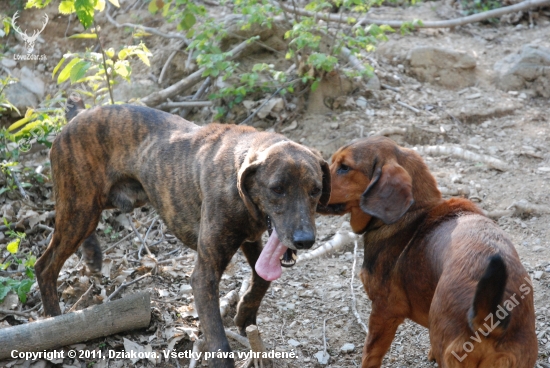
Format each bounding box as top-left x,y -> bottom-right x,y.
11,11 -> 49,54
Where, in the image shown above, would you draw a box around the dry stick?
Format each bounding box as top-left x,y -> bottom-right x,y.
67,283 -> 94,313
351,240 -> 369,335
159,41 -> 186,84
279,0 -> 550,28
321,314 -> 344,358
126,214 -> 153,259
413,145 -> 510,172
103,232 -> 133,254
105,273 -> 152,302
180,77 -> 212,118
105,4 -> 189,42
381,83 -> 400,93
140,39 -> 253,107
374,127 -> 407,136
226,329 -> 251,349
189,339 -> 206,368
7,167 -> 28,199
158,101 -> 213,109
396,100 -> 421,114
245,325 -> 267,368
0,308 -> 31,318
297,230 -> 358,263
484,199 -> 550,219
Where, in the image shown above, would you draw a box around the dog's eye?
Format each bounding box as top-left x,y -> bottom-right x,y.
310,187 -> 321,196
271,186 -> 284,195
337,164 -> 350,174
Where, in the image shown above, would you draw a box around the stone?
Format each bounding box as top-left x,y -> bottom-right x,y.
1,58 -> 17,68
4,82 -> 38,115
20,66 -> 46,98
534,271 -> 544,280
287,339 -> 301,347
113,79 -> 160,102
340,343 -> 355,353
406,47 -> 477,89
494,45 -> 550,98
314,351 -> 330,365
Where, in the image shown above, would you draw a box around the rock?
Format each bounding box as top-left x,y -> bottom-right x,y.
355,96 -> 368,109
4,82 -> 38,115
494,45 -> 550,98
364,73 -> 381,91
1,58 -> 17,68
340,343 -> 355,353
113,79 -> 160,102
534,271 -> 544,280
314,351 -> 330,365
287,339 -> 301,347
406,47 -> 477,89
20,66 -> 46,98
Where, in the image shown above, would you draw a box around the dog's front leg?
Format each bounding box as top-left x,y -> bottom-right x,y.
361,304 -> 403,368
191,224 -> 245,368
234,240 -> 271,335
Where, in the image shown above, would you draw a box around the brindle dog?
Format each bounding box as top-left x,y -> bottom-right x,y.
35,97 -> 330,368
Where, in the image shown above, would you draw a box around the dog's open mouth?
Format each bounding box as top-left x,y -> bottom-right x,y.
281,248 -> 297,268
255,229 -> 297,281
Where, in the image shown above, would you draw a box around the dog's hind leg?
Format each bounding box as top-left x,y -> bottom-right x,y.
35,205 -> 102,316
234,240 -> 271,336
81,233 -> 102,273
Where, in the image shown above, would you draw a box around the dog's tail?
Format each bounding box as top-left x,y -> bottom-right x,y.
65,94 -> 85,121
468,254 -> 510,335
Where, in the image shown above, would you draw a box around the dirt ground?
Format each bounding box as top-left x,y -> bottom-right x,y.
1,0 -> 550,367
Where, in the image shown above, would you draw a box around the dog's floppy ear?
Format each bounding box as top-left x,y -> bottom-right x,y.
319,159 -> 331,205
307,147 -> 331,206
360,162 -> 414,224
237,159 -> 263,222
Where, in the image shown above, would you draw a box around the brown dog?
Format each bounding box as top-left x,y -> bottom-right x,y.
318,136 -> 537,368
35,97 -> 330,368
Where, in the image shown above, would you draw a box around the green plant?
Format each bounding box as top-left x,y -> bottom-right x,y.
461,0 -> 501,18
0,218 -> 36,304
155,0 -> 395,119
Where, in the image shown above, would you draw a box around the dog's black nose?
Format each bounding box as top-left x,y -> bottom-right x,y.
293,231 -> 315,249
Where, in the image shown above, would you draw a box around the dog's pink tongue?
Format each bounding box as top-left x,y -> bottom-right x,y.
255,229 -> 288,281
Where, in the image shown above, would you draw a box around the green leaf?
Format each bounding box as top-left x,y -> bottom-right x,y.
70,60 -> 91,83
311,79 -> 320,92
118,49 -> 129,60
52,58 -> 65,79
68,33 -> 98,39
57,57 -> 82,84
0,283 -> 10,302
75,0 -> 95,29
59,0 -> 76,14
108,0 -> 120,6
178,11 -> 196,31
6,239 -> 20,254
135,51 -> 150,67
94,0 -> 105,11
17,279 -> 34,303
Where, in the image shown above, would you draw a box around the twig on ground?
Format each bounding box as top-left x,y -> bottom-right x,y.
105,273 -> 152,302
106,4 -> 189,42
239,87 -> 284,126
0,308 -> 31,318
189,339 -> 206,368
158,41 -> 186,84
158,101 -> 213,109
126,214 -> 152,259
413,145 -> 510,171
245,325 -> 267,368
180,77 -> 212,118
103,232 -> 133,254
381,83 -> 400,92
37,224 -> 54,232
396,100 -> 421,114
67,283 -> 95,313
298,228 -> 358,263
322,314 -> 344,355
351,240 -> 369,335
220,289 -> 240,318
226,329 -> 252,349
140,39 -> 253,107
484,199 -> 550,219
279,0 -> 550,28
374,127 -> 407,136
7,167 -> 28,199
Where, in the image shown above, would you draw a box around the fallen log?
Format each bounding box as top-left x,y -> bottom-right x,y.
0,292 -> 151,360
